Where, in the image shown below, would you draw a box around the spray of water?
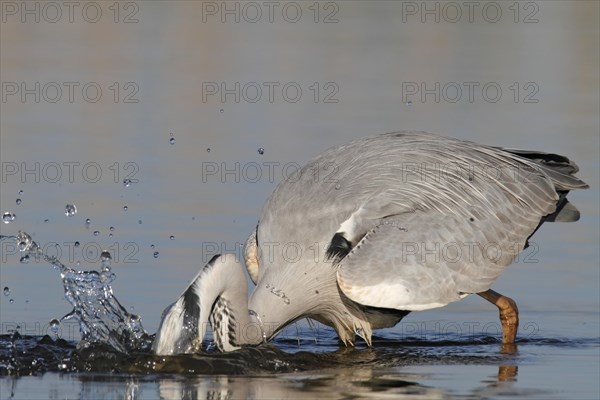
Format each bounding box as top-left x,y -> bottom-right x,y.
3,232 -> 152,354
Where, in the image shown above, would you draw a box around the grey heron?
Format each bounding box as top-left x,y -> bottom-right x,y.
153,132 -> 588,355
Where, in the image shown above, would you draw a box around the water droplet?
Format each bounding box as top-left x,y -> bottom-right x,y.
101,251 -> 112,271
206,148 -> 211,153
258,148 -> 265,155
49,319 -> 60,338
169,137 -> 175,145
2,212 -> 15,224
93,230 -> 100,236
138,220 -> 142,225
219,109 -> 224,113
19,255 -> 29,264
74,241 -> 80,247
150,244 -> 155,249
9,299 -> 14,304
153,251 -> 159,258
16,199 -> 22,205
283,297 -> 290,305
44,219 -> 49,223
127,314 -> 140,325
407,100 -> 413,106
334,183 -> 341,190
3,287 -> 10,296
16,232 -> 35,255
109,226 -> 115,232
123,179 -> 132,187
169,235 -> 174,240
64,204 -> 77,216
123,205 -> 128,212
18,190 -> 23,195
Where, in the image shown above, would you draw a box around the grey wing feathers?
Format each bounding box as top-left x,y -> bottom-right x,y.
331,132 -> 588,311
336,211 -> 522,311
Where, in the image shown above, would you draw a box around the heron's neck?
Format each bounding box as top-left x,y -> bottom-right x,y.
208,282 -> 265,351
152,254 -> 263,355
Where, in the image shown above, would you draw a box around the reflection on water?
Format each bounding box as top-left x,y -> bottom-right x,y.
7,330 -> 595,400
0,367 -> 519,400
3,329 -> 599,399
0,333 -> 530,399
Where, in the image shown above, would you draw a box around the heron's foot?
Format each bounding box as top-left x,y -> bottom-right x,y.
478,289 -> 519,344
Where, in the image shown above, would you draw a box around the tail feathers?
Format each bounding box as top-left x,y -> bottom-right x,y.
545,196 -> 580,222
499,147 -> 588,226
501,148 -> 589,191
501,148 -> 580,173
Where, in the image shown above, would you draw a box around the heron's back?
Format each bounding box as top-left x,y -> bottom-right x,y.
257,132 -> 586,262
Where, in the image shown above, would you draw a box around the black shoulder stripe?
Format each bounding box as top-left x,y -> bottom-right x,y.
184,254 -> 222,321
207,254 -> 221,266
326,232 -> 352,263
182,280 -> 200,324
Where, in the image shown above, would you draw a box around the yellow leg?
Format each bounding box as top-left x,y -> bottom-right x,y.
497,365 -> 518,382
478,289 -> 519,345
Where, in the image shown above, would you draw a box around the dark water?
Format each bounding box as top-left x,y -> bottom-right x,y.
1,1 -> 598,399
1,333 -> 598,399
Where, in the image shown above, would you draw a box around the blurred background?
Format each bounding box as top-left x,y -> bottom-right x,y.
1,0 -> 598,348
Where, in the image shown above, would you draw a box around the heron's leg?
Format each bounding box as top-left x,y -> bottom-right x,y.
477,289 -> 519,344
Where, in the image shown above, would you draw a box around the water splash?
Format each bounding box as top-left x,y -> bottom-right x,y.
7,231 -> 152,354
